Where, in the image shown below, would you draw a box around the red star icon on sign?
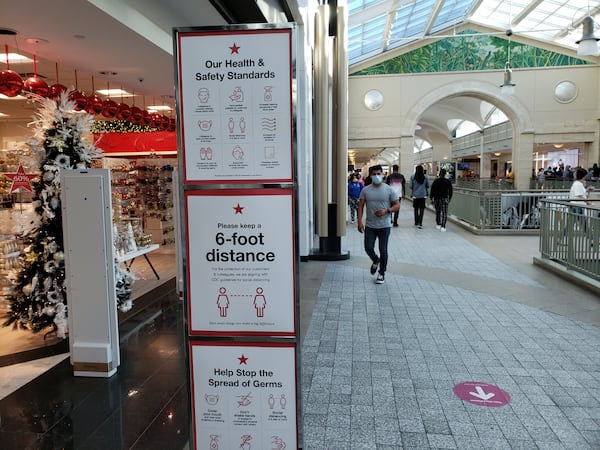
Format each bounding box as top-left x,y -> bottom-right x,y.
4,165 -> 37,193
233,203 -> 244,214
229,42 -> 240,54
238,354 -> 248,365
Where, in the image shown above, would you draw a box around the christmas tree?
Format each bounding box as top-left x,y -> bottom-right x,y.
3,92 -> 133,338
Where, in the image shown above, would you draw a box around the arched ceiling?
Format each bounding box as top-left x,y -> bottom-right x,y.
0,0 -> 596,169
349,96 -> 503,170
347,0 -> 600,169
349,0 -> 599,70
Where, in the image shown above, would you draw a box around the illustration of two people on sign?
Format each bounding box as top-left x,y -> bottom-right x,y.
228,116 -> 246,134
217,287 -> 266,317
268,393 -> 287,410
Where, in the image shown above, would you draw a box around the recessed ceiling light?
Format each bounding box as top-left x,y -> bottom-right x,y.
25,37 -> 49,45
147,105 -> 172,111
97,88 -> 132,97
0,28 -> 17,35
0,53 -> 33,65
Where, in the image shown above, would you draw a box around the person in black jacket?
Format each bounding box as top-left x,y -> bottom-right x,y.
429,168 -> 453,232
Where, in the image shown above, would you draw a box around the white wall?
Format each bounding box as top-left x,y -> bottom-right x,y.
348,65 -> 600,188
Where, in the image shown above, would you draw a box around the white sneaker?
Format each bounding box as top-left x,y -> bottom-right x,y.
375,273 -> 385,284
440,227 -> 447,232
436,225 -> 441,230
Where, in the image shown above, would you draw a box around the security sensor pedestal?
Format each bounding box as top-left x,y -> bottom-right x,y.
61,169 -> 120,377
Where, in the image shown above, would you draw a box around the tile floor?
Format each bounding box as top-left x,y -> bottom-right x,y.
0,206 -> 599,449
301,207 -> 600,449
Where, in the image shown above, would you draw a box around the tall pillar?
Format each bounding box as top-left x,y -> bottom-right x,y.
309,4 -> 349,260
398,136 -> 414,175
480,153 -> 492,178
512,132 -> 535,190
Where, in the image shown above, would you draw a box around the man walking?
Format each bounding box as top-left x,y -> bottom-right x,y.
386,164 -> 406,227
358,165 -> 400,284
429,168 -> 453,232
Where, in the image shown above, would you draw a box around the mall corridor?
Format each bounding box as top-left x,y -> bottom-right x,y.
301,206 -> 600,449
0,206 -> 599,449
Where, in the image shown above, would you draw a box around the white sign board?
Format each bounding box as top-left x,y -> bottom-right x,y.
177,28 -> 293,184
190,341 -> 297,449
185,189 -> 296,336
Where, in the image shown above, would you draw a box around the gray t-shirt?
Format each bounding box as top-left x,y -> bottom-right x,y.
359,183 -> 399,229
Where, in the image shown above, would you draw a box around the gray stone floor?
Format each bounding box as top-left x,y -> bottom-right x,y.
300,207 -> 600,449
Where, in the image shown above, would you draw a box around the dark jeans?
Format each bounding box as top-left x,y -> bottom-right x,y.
413,197 -> 426,226
364,226 -> 391,275
434,198 -> 449,227
391,201 -> 401,225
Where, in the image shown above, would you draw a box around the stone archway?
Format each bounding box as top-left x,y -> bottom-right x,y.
399,80 -> 535,189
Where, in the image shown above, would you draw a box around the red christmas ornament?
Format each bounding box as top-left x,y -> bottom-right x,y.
86,95 -> 104,115
48,83 -> 67,99
142,110 -> 153,126
160,115 -> 170,130
69,90 -> 88,111
129,106 -> 143,124
168,118 -> 176,132
150,113 -> 162,128
23,76 -> 49,97
116,103 -> 131,120
101,98 -> 119,118
0,69 -> 23,97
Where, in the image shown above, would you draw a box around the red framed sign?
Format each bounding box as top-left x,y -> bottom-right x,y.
176,27 -> 294,184
184,188 -> 296,336
189,340 -> 298,450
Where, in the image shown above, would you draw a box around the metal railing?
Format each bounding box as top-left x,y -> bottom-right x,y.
447,189 -> 571,231
404,178 -> 598,232
538,199 -> 600,282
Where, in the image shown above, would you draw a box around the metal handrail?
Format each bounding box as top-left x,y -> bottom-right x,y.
538,199 -> 600,282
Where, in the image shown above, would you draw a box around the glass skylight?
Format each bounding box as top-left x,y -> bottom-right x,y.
349,0 -> 599,67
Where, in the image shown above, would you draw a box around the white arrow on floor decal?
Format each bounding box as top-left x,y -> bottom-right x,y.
469,385 -> 495,400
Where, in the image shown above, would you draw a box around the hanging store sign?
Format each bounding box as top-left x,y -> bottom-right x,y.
185,188 -> 296,336
176,27 -> 293,184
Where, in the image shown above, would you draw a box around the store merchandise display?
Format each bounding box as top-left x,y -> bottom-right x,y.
107,158 -> 176,252
0,236 -> 20,305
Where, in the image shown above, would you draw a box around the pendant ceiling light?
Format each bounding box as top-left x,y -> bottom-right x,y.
500,30 -> 515,96
576,15 -> 599,56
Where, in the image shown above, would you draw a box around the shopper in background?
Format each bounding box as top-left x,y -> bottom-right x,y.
357,165 -> 400,284
536,168 -> 545,189
386,164 -> 406,227
569,167 -> 591,233
347,173 -> 363,224
570,168 -> 591,206
429,168 -> 453,232
410,165 -> 429,229
592,163 -> 600,179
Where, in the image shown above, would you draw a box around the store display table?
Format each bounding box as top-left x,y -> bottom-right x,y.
117,244 -> 161,279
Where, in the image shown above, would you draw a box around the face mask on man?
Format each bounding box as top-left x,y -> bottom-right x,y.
371,174 -> 383,184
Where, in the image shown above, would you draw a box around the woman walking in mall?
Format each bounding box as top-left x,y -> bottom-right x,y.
410,165 -> 429,228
